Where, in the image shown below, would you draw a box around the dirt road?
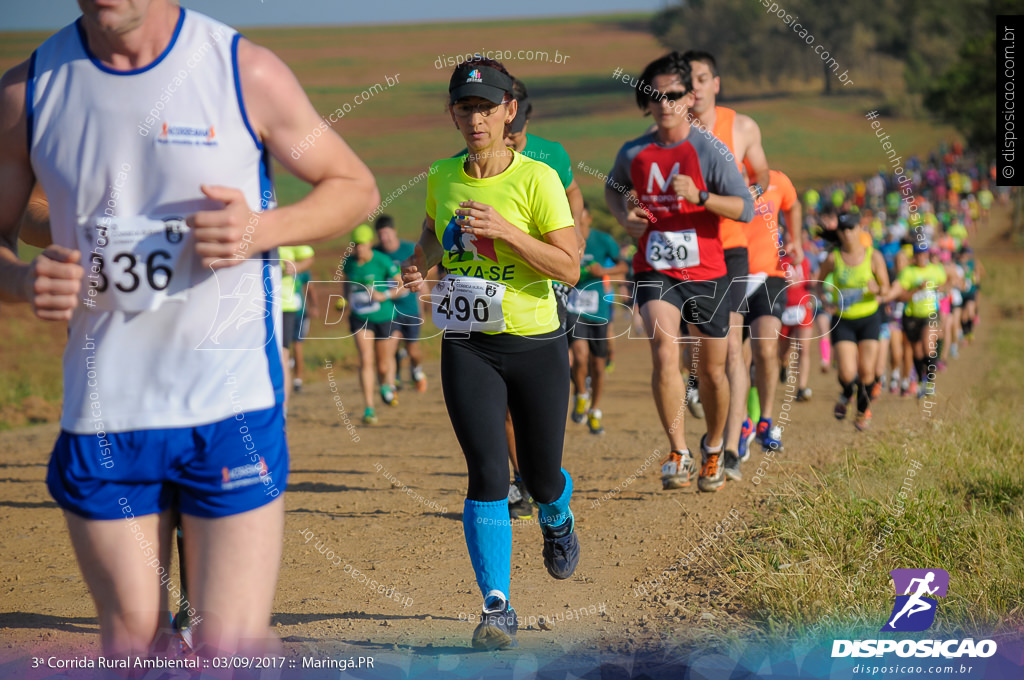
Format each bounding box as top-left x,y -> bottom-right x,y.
0,219 -> 1005,678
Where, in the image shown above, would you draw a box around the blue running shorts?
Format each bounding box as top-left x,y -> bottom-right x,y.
47,405 -> 288,520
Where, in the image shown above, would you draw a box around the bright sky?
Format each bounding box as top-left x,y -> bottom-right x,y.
2,0 -> 666,30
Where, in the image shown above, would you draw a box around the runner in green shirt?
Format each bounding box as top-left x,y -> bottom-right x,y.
344,224 -> 404,424
374,215 -> 428,393
884,240 -> 947,398
566,205 -> 625,435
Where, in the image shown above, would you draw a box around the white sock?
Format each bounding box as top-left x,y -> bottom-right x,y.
483,590 -> 507,613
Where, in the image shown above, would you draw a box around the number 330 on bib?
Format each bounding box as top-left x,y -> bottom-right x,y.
646,230 -> 699,271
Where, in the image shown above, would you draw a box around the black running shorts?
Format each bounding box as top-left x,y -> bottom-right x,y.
724,247 -> 749,314
742,276 -> 787,324
831,311 -> 882,344
901,315 -> 932,344
565,315 -> 610,360
634,271 -> 730,339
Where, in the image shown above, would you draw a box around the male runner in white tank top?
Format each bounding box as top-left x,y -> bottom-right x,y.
0,0 -> 378,660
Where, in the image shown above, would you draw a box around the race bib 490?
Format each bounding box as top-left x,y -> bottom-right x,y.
431,276 -> 506,332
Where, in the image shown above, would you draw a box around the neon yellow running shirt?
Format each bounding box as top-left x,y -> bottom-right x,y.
279,245 -> 314,313
899,263 -> 947,318
426,151 -> 573,336
832,247 -> 878,320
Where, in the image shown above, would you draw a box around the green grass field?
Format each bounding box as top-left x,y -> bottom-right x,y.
718,244 -> 1024,643
0,14 -> 959,428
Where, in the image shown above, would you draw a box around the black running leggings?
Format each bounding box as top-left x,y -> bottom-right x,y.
441,332 -> 570,503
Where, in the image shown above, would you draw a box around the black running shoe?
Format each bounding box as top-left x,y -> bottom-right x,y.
507,480 -> 533,520
542,520 -> 580,580
834,395 -> 849,420
723,449 -> 742,481
471,603 -> 519,650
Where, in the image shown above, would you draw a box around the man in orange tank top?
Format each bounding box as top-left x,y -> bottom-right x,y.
683,50 -> 779,468
735,169 -> 802,473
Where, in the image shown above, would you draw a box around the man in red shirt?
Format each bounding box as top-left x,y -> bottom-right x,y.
605,52 -> 754,493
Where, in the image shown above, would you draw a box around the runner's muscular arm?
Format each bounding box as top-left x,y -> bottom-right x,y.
0,61 -> 83,316
881,280 -> 908,304
240,38 -> 378,245
815,251 -> 840,308
735,114 -> 770,191
189,39 -> 379,267
0,61 -> 37,300
416,216 -> 443,270
19,184 -> 52,249
522,225 -> 580,285
944,264 -> 961,292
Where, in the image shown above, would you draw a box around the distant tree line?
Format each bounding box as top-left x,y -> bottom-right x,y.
652,0 -> 1016,157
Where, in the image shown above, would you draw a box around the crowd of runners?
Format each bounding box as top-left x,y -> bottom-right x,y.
0,0 -> 996,660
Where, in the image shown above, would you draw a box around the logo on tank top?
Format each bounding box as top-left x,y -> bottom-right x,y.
157,122 -> 218,146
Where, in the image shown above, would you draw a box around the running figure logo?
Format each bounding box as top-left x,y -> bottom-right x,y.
881,568 -> 949,632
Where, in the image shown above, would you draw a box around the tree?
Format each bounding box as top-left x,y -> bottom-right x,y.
651,0 -> 808,88
653,0 -> 874,94
923,33 -> 996,156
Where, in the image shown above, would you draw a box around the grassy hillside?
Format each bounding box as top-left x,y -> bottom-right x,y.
0,15 -> 958,427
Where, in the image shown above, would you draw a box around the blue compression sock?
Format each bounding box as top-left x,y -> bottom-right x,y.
462,498 -> 511,604
537,468 -> 574,536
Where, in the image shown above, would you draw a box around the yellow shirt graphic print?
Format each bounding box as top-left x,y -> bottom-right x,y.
426,151 -> 573,336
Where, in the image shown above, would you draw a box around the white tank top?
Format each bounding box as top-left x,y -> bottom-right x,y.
28,8 -> 284,434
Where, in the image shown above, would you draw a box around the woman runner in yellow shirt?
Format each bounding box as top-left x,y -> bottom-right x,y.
401,58 -> 580,651
818,212 -> 890,430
